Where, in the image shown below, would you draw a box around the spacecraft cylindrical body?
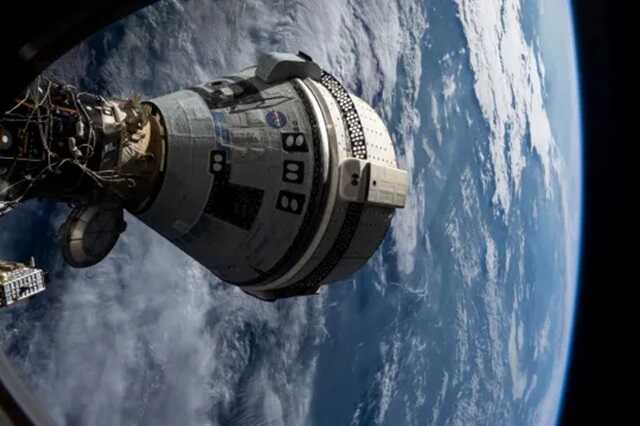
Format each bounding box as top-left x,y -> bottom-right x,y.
0,53 -> 407,300
136,53 -> 407,300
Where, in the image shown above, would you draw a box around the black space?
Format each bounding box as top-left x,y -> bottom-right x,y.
0,0 -> 155,112
0,0 -> 624,425
561,1 -> 624,424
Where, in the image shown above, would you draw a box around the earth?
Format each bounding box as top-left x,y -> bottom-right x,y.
0,0 -> 582,425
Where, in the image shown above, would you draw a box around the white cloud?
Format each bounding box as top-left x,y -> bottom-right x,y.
452,299 -> 471,387
443,73 -> 457,103
508,310 -> 528,400
483,228 -> 501,346
445,208 -> 480,288
350,402 -> 364,426
534,315 -> 551,360
430,91 -> 443,146
460,167 -> 479,217
374,330 -> 402,425
441,67 -> 460,123
2,213 -> 327,426
392,170 -> 426,275
524,374 -> 538,403
449,373 -> 482,426
430,371 -> 449,425
385,2 -> 428,276
455,0 -> 556,215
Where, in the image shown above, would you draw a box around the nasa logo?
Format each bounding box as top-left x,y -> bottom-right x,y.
265,110 -> 287,129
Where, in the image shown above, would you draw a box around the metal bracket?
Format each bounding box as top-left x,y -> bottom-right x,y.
338,158 -> 408,208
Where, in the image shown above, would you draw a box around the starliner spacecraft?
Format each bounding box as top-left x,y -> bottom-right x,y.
0,52 -> 408,302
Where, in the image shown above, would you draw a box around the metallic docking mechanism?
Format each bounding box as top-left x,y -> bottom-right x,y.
0,52 -> 408,301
